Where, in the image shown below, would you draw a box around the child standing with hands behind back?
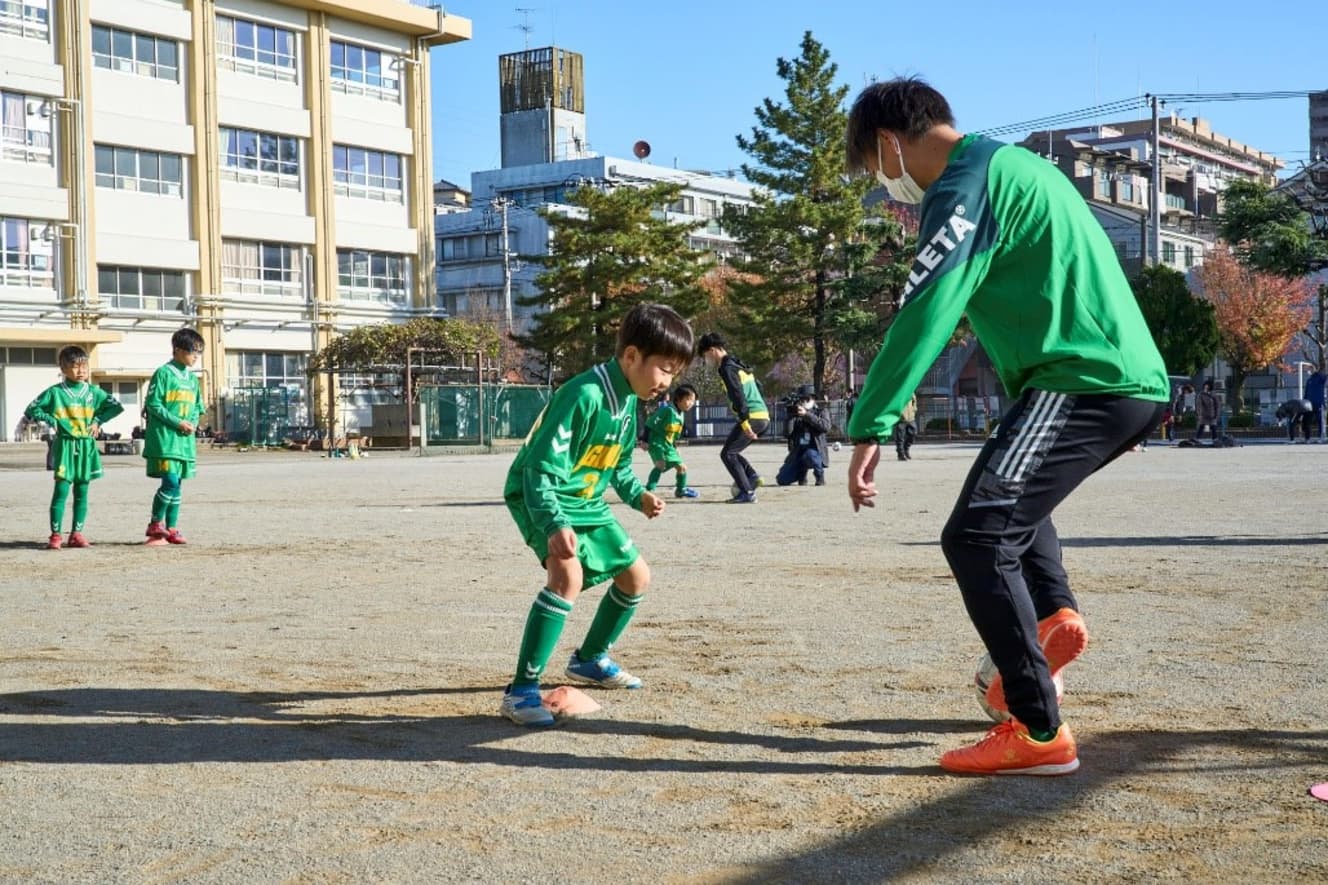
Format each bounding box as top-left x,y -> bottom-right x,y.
25,346 -> 124,549
500,303 -> 695,727
142,328 -> 206,546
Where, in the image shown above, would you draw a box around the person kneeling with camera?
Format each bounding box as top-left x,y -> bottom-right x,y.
776,387 -> 830,486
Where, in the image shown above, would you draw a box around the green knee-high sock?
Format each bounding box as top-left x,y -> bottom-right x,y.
646,467 -> 662,491
578,585 -> 643,660
675,468 -> 688,493
71,482 -> 89,532
164,478 -> 183,526
513,588 -> 574,687
49,480 -> 71,534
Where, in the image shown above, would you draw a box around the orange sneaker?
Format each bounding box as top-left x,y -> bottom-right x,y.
940,720 -> 1079,776
986,607 -> 1088,717
46,532 -> 62,550
66,532 -> 91,548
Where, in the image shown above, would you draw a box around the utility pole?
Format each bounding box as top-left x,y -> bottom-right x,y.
494,195 -> 514,333
1149,93 -> 1163,266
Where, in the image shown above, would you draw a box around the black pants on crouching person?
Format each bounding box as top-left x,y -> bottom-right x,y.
720,418 -> 768,494
940,390 -> 1164,734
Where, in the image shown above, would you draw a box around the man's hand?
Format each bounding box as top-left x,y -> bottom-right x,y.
742,424 -> 758,440
640,491 -> 665,519
178,421 -> 195,435
88,423 -> 100,438
548,527 -> 578,560
847,442 -> 881,512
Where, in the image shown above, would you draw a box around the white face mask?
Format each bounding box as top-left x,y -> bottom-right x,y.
875,136 -> 927,204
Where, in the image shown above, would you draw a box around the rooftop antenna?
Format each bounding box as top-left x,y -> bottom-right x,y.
514,7 -> 538,50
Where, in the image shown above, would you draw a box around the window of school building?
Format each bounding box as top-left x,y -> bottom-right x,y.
336,249 -> 408,304
96,265 -> 187,313
332,145 -> 404,202
219,127 -> 301,189
91,24 -> 180,81
94,144 -> 184,196
2,90 -> 54,165
330,39 -> 400,101
216,14 -> 297,82
221,239 -> 304,297
2,216 -> 56,288
1,0 -> 50,41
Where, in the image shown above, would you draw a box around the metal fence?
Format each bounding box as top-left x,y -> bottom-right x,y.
220,385 -> 305,447
421,384 -> 550,446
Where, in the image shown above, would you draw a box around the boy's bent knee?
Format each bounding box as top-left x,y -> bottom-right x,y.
615,557 -> 651,594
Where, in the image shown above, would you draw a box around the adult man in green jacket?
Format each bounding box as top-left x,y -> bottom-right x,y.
844,77 -> 1167,776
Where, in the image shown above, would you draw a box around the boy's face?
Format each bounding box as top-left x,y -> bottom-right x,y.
701,348 -> 720,369
621,348 -> 684,401
175,345 -> 202,368
676,393 -> 696,412
61,359 -> 89,383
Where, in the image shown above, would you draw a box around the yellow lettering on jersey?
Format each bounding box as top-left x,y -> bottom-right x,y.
577,472 -> 600,498
165,390 -> 196,403
575,444 -> 620,471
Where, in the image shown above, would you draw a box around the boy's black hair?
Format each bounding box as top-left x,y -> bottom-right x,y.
845,76 -> 955,174
58,345 -> 89,366
617,303 -> 694,364
696,332 -> 726,354
671,383 -> 697,406
172,327 -> 204,353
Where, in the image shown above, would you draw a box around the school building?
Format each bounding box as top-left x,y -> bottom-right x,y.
0,0 -> 470,441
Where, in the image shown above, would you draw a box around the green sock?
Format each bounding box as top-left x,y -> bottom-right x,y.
513,588 -> 573,687
675,470 -> 687,493
165,499 -> 181,529
645,467 -> 662,491
578,585 -> 643,661
49,480 -> 71,534
1028,726 -> 1058,742
151,490 -> 169,522
71,482 -> 89,532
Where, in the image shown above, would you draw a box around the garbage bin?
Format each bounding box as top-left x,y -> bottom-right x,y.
132,438 -> 144,455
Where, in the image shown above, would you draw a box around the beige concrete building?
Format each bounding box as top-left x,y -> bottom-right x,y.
0,0 -> 469,441
1019,115 -> 1283,276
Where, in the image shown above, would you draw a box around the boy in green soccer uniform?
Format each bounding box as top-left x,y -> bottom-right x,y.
844,78 -> 1169,775
500,303 -> 695,727
25,346 -> 125,549
142,328 -> 206,546
644,383 -> 699,499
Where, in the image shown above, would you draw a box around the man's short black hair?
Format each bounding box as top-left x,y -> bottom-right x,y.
696,332 -> 726,354
617,303 -> 694,364
672,383 -> 697,406
58,345 -> 89,366
172,327 -> 204,353
845,76 -> 955,174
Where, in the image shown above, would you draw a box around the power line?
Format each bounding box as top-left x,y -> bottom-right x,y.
975,89 -> 1319,140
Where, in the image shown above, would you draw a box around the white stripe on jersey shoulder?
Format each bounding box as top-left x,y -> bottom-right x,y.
593,362 -> 620,415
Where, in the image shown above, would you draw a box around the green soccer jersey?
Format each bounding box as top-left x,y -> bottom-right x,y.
717,354 -> 769,422
504,359 -> 646,538
847,135 -> 1170,443
646,403 -> 684,458
142,360 -> 204,463
25,381 -> 124,441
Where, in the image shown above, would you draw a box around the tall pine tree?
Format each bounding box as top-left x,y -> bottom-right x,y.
516,182 -> 710,381
724,31 -> 884,396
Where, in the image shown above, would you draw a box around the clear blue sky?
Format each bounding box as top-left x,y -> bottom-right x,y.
429,1 -> 1327,189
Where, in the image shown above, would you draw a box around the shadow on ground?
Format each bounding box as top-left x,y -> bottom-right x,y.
0,686 -> 927,775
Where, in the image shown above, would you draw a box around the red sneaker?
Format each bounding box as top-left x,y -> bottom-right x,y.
986,607 -> 1088,718
164,528 -> 188,545
940,720 -> 1079,776
145,520 -> 167,541
46,532 -> 62,550
66,532 -> 91,548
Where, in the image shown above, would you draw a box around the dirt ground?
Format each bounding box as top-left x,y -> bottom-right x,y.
0,438 -> 1325,883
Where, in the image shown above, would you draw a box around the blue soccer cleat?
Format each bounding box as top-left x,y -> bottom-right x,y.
565,651 -> 642,689
675,487 -> 700,498
499,683 -> 556,727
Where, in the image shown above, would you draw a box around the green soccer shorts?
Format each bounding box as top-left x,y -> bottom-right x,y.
647,446 -> 685,469
507,500 -> 640,588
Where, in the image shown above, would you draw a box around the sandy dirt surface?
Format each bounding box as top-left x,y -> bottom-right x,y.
1,439 -> 1325,883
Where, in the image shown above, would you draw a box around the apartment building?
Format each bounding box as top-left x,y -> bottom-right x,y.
1018,114 -> 1283,276
0,0 -> 470,441
435,46 -> 755,337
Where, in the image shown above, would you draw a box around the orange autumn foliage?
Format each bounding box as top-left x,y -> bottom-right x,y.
1194,249 -> 1312,376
